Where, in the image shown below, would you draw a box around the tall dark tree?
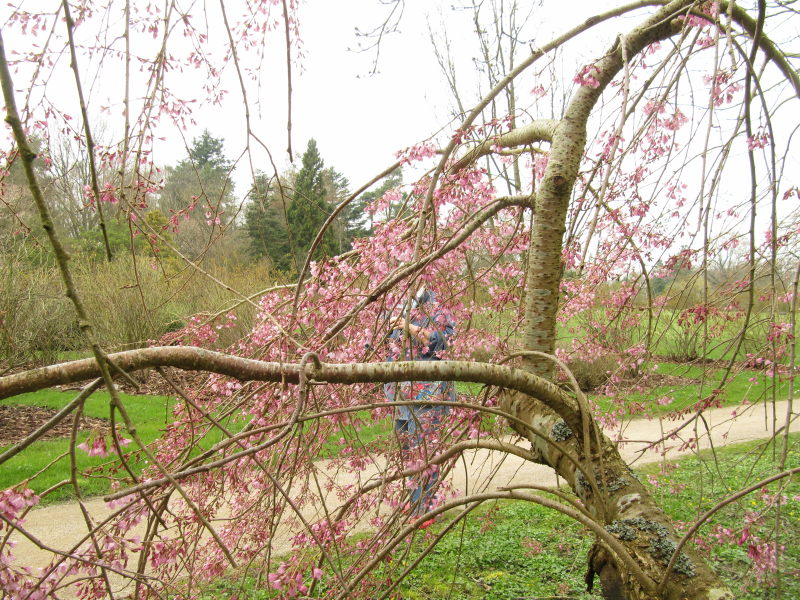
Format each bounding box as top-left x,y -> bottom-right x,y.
286,139 -> 339,265
244,174 -> 293,271
246,161 -> 364,269
186,130 -> 231,173
355,167 -> 404,231
322,167 -> 354,252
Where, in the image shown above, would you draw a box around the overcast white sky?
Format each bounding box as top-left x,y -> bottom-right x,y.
0,0 -> 663,193
260,0 -> 454,187
2,0 -> 796,222
219,0 -> 626,190
142,0 -> 632,194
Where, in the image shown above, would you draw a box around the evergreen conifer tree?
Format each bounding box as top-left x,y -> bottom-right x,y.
244,175 -> 293,271
286,139 -> 339,265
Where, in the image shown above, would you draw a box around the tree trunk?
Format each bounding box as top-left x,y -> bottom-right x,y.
509,2 -> 735,598
502,390 -> 734,600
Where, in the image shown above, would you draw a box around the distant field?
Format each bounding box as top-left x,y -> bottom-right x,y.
592,361 -> 792,417
561,306 -> 787,363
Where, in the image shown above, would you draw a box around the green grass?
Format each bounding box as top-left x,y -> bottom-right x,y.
455,381 -> 484,396
562,306 -> 788,364
0,389 -> 175,503
398,502 -> 595,599
1,389 -> 393,504
420,438 -> 798,600
195,434 -> 798,599
389,434 -> 800,599
637,434 -> 800,600
592,362 -> 793,418
458,359 -> 791,424
318,411 -> 393,458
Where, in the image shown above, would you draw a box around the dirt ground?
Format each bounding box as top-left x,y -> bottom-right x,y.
0,404 -> 108,446
0,366 -> 211,446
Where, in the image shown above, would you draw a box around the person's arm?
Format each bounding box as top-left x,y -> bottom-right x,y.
391,317 -> 432,346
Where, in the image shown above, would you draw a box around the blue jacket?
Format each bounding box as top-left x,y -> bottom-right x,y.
384,291 -> 456,420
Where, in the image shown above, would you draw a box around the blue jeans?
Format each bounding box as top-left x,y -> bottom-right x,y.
395,405 -> 446,516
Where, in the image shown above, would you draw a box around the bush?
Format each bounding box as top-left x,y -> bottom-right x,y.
0,245 -> 278,365
75,255 -> 276,350
0,245 -> 81,367
564,354 -> 621,391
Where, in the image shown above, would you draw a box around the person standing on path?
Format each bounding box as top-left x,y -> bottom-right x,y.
384,286 -> 456,520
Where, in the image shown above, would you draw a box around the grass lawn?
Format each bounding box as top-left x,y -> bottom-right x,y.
0,389 -> 175,503
317,410 -> 393,458
457,360 -> 791,420
562,306 -> 785,364
196,434 -> 798,599
399,434 -> 799,600
592,362 -> 793,418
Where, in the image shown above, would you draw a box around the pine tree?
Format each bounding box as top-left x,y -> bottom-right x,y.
244,175 -> 293,271
322,167 -> 353,252
187,130 -> 231,173
354,168 -> 404,233
286,139 -> 339,265
157,131 -> 236,261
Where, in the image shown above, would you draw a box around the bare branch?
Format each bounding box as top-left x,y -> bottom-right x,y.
0,347 -> 582,430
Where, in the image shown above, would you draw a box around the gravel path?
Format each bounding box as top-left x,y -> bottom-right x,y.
7,399 -> 797,598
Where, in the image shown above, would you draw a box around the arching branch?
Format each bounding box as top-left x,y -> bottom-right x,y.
448,119 -> 558,173
0,347 -> 582,432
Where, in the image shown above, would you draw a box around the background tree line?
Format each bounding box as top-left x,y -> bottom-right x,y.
244,138 -> 376,272
0,131 -> 391,368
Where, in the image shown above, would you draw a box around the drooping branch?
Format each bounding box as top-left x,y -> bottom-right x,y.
291,159 -> 405,316
110,425 -> 533,499
0,346 -> 581,431
321,194 -> 528,343
659,466 -> 800,593
0,24 -> 127,444
62,0 -> 113,262
685,0 -> 800,97
0,513 -> 149,588
281,0 -> 294,158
